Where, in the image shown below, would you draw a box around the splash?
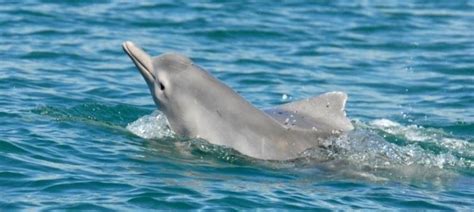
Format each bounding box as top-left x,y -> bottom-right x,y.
126,112 -> 472,171
320,119 -> 473,170
126,111 -> 174,139
370,119 -> 473,155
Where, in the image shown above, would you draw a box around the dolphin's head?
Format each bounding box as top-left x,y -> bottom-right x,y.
122,41 -> 156,102
122,41 -> 192,106
122,41 -> 207,135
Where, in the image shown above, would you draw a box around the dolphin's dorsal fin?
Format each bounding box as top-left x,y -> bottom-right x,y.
265,91 -> 354,132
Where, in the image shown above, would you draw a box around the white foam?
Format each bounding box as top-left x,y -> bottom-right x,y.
369,119 -> 472,153
366,118 -> 473,168
370,119 -> 400,128
126,110 -> 174,139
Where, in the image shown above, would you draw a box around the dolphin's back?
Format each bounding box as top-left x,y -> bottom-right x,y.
181,66 -> 352,160
265,92 -> 354,133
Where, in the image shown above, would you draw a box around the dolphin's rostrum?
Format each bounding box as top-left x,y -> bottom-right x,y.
123,41 -> 353,160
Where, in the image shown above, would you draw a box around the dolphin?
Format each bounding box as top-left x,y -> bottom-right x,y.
122,41 -> 353,160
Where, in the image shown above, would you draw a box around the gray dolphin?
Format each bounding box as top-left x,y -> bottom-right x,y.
122,41 -> 353,160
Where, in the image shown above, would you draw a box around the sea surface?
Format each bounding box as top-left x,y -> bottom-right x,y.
1,0 -> 473,210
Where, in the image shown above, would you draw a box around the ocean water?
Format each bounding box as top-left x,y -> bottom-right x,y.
1,0 -> 473,210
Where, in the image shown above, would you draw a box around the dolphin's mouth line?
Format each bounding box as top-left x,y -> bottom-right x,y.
122,42 -> 156,83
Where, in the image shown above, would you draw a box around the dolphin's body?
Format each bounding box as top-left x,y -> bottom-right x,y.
122,41 -> 353,160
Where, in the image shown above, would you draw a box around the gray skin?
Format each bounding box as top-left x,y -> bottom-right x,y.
122,41 -> 353,160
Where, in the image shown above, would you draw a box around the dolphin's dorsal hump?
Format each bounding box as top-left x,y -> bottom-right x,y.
266,91 -> 354,133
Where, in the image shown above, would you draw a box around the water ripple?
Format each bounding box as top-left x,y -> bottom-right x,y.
1,0 -> 473,210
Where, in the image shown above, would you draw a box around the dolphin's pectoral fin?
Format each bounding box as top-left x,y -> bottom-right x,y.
265,91 -> 354,132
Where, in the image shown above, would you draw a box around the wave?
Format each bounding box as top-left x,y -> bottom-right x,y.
32,104 -> 472,183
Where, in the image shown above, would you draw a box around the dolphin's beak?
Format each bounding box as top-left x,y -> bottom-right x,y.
122,41 -> 155,88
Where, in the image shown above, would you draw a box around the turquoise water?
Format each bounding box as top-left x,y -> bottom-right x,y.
1,0 -> 473,210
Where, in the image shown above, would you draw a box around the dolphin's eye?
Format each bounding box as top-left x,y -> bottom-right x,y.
159,82 -> 165,91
